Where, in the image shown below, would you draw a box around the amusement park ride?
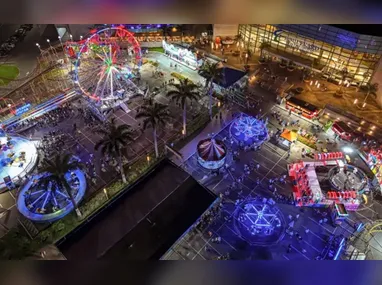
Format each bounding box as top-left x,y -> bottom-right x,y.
65,26 -> 144,117
288,151 -> 370,213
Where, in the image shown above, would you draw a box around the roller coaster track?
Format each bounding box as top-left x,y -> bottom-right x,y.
0,62 -> 62,98
368,220 -> 382,234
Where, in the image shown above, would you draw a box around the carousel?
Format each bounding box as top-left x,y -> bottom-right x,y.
196,138 -> 228,170
0,135 -> 38,191
233,198 -> 286,246
230,114 -> 268,146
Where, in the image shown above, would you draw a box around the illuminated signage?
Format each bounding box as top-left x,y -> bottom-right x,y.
287,38 -> 320,53
274,29 -> 319,53
15,103 -> 31,116
273,30 -> 283,42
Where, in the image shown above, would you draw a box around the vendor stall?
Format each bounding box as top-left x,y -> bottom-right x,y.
162,40 -> 202,70
278,130 -> 298,150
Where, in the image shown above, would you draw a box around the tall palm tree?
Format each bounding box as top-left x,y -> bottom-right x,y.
94,117 -> 134,183
166,78 -> 201,136
259,42 -> 271,58
198,60 -> 224,119
39,153 -> 84,217
135,102 -> 171,158
337,68 -> 349,93
245,48 -> 252,64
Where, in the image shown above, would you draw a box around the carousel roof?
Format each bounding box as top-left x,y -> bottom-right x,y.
197,138 -> 227,161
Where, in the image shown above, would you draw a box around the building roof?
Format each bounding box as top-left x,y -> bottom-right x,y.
287,97 -> 320,113
57,159 -> 216,260
214,67 -> 246,88
280,130 -> 298,142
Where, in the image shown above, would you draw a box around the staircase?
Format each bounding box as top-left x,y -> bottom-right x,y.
18,215 -> 40,238
120,102 -> 131,114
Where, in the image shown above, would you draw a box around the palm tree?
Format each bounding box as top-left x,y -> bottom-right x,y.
337,68 -> 349,93
39,153 -> 84,217
198,60 -> 224,119
135,102 -> 171,158
166,78 -> 201,136
245,48 -> 252,64
259,42 -> 271,58
94,117 -> 134,183
362,82 -> 379,107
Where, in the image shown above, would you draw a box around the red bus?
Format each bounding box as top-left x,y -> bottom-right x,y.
332,121 -> 354,141
286,97 -> 321,119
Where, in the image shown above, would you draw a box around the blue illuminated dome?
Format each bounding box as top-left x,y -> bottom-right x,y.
230,114 -> 269,146
17,169 -> 87,222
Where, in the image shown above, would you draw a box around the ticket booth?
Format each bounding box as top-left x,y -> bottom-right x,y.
330,203 -> 348,226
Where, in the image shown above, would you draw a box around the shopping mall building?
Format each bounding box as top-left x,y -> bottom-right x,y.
237,25 -> 382,90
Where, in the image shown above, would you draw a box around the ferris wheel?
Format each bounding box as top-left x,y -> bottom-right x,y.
73,26 -> 144,105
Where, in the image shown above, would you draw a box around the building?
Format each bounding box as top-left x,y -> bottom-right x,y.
237,25 -> 382,106
213,24 -> 239,40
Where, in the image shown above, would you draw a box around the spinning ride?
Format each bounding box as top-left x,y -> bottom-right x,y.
196,138 -> 227,170
17,168 -> 87,222
328,165 -> 368,194
230,114 -> 268,146
72,26 -> 144,111
0,136 -> 38,191
233,198 -> 285,246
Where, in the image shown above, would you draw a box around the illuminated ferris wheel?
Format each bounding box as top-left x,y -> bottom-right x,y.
72,26 -> 144,106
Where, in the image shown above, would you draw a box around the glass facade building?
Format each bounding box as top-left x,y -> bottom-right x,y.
238,24 -> 382,84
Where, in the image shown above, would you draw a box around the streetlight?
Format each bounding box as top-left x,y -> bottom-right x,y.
80,35 -> 83,40
69,34 -> 73,40
35,43 -> 42,56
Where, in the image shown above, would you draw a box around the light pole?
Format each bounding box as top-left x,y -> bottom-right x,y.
36,43 -> 47,65
35,43 -> 42,54
59,35 -> 71,72
46,39 -> 56,61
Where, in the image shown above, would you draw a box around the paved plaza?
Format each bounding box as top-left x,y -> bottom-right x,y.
163,99 -> 382,260
0,52 -> 208,238
1,40 -> 382,260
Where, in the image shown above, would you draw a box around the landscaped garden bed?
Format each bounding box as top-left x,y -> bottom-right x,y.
170,72 -> 194,84
297,133 -> 317,150
0,65 -> 19,86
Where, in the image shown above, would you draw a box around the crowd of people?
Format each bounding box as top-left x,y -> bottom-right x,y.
6,103 -> 73,134
37,130 -> 71,159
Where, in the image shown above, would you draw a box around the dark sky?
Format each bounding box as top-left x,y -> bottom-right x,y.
330,25 -> 382,37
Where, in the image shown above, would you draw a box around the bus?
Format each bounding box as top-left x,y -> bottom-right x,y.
332,121 -> 354,141
286,97 -> 321,119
